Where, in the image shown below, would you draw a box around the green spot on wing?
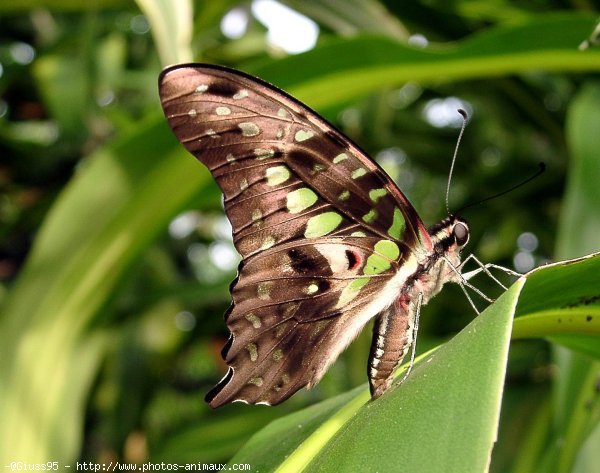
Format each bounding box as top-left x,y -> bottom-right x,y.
333,153 -> 349,164
352,168 -> 367,179
362,209 -> 378,223
287,188 -> 318,214
338,190 -> 350,201
369,188 -> 387,202
295,130 -> 314,142
255,148 -> 275,159
374,240 -> 400,260
266,166 -> 291,186
305,212 -> 343,238
337,276 -> 370,306
364,240 -> 400,275
349,277 -> 370,290
260,236 -> 276,250
388,207 -> 406,240
364,256 -> 389,275
238,122 -> 260,136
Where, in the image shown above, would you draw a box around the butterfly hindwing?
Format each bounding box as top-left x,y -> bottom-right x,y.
206,237 -> 406,406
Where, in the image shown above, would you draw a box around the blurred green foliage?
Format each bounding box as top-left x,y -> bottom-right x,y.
0,0 -> 599,471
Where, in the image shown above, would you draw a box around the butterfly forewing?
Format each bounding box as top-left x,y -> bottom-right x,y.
158,64 -> 436,407
159,65 -> 431,256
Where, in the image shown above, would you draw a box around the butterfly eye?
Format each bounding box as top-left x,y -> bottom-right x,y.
453,222 -> 469,246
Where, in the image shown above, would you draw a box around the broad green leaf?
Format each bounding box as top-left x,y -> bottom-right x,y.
510,396 -> 552,473
224,387 -> 366,472
511,82 -> 600,473
229,280 -> 523,472
512,252 -> 600,358
573,423 -> 600,473
226,254 -> 599,472
33,55 -> 87,139
0,118 -> 207,463
0,0 -> 125,12
248,14 -> 600,108
304,285 -> 521,473
551,348 -> 600,473
285,0 -> 409,40
546,335 -> 600,360
549,81 -> 600,473
557,82 -> 600,259
510,255 -> 600,472
151,408 -> 283,463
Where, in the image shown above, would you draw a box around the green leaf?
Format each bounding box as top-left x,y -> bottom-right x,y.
285,0 -> 409,40
557,82 -> 600,259
548,81 -> 600,473
33,55 -> 89,141
136,0 -> 193,65
0,118 -> 207,463
248,14 -> 600,109
511,82 -> 600,473
512,252 -> 600,358
229,280 -> 523,472
226,254 -> 599,472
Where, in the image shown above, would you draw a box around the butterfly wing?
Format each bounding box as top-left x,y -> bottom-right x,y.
159,64 -> 428,406
159,64 -> 433,254
208,236 -> 410,406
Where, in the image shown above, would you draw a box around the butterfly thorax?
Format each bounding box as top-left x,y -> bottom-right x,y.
411,214 -> 468,304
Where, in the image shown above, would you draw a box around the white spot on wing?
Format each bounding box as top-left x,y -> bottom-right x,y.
216,106 -> 231,115
295,129 -> 314,142
313,243 -> 355,273
305,282 -> 319,294
246,343 -> 258,361
239,122 -> 260,136
252,209 -> 263,222
255,148 -> 275,159
260,236 -> 276,250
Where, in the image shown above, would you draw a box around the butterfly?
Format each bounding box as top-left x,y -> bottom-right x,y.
159,64 -> 486,408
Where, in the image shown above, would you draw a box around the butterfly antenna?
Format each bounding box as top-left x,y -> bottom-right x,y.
445,109 -> 469,214
457,162 -> 546,213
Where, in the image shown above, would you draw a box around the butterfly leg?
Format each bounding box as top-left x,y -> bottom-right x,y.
443,256 -> 489,312
368,296 -> 418,398
460,254 -> 521,290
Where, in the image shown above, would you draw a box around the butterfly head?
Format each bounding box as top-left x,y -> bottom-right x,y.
429,215 -> 470,254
